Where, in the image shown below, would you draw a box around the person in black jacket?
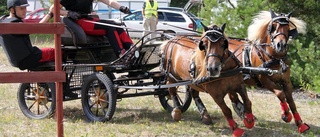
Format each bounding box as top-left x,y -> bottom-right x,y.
0,0 -> 55,70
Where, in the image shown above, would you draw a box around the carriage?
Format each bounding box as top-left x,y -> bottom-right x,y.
14,16 -> 194,122
1,9 -> 310,137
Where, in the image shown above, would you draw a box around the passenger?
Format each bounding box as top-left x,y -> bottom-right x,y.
0,0 -> 79,98
0,0 -> 55,70
40,0 -> 135,59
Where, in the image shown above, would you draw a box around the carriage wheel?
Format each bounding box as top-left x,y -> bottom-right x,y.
17,82 -> 56,119
158,85 -> 192,113
81,73 -> 116,122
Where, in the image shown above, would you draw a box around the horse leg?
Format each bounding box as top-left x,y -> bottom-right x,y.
169,86 -> 182,121
212,95 -> 245,137
259,77 -> 293,122
283,81 -> 310,133
236,84 -> 255,129
190,88 -> 212,125
228,92 -> 245,120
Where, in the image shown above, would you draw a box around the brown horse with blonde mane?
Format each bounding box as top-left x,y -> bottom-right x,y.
228,9 -> 310,133
160,23 -> 255,137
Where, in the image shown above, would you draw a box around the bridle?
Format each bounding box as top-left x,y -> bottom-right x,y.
267,13 -> 297,51
199,29 -> 228,63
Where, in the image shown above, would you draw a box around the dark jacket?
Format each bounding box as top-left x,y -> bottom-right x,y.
0,15 -> 42,70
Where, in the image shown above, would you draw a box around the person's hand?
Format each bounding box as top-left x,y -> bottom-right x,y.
119,6 -> 132,14
49,5 -> 54,13
67,11 -> 81,21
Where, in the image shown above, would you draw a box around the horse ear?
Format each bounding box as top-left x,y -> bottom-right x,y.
287,11 -> 293,18
270,9 -> 277,18
224,39 -> 228,49
220,23 -> 226,32
201,22 -> 209,31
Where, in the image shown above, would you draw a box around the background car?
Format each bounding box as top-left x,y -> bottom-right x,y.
23,8 -> 48,23
115,7 -> 201,38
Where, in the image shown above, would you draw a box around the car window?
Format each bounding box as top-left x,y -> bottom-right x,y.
158,12 -> 164,21
123,11 -> 143,21
164,12 -> 186,22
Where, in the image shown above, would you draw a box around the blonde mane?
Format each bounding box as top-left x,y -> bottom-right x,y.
247,11 -> 307,44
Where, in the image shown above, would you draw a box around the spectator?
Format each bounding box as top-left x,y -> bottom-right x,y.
142,0 -> 158,44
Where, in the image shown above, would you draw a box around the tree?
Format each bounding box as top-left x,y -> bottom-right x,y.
170,0 -> 190,7
0,0 -> 9,15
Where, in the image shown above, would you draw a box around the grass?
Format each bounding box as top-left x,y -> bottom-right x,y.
0,36 -> 319,137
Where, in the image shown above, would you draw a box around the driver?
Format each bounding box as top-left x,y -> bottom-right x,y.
40,0 -> 135,60
0,0 -> 55,70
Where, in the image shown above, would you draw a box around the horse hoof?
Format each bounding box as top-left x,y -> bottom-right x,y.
232,128 -> 245,137
243,119 -> 255,129
201,114 -> 213,125
171,108 -> 182,121
298,123 -> 310,133
281,112 -> 292,123
244,113 -> 255,129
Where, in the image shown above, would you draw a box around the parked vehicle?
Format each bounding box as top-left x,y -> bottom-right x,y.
114,8 -> 200,38
23,8 -> 48,23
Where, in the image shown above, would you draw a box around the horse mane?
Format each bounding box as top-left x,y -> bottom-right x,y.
247,11 -> 307,44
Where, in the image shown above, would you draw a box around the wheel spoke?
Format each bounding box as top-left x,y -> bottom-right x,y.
176,94 -> 184,105
37,100 -> 40,115
43,103 -> 49,110
95,103 -> 99,115
28,100 -> 37,110
102,108 -> 107,115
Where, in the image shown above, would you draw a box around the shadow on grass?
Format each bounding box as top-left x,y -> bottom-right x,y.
62,106 -> 218,124
241,118 -> 319,137
61,105 -> 319,136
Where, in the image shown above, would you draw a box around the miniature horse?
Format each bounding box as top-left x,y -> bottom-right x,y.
160,23 -> 255,137
228,10 -> 310,133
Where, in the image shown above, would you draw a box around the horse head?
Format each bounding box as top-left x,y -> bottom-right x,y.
247,10 -> 306,58
267,9 -> 295,54
198,23 -> 228,77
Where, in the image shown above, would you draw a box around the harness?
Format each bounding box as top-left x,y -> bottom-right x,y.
160,27 -> 242,90
242,14 -> 294,86
160,35 -> 196,82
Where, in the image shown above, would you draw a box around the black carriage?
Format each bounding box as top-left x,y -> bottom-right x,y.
13,17 -> 193,121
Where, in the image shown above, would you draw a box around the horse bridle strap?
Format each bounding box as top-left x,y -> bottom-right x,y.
207,53 -> 224,61
268,17 -> 291,43
201,29 -> 227,62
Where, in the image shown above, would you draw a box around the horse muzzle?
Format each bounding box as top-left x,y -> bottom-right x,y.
206,62 -> 222,77
273,41 -> 288,53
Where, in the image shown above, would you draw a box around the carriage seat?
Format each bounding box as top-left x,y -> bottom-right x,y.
61,17 -> 109,46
